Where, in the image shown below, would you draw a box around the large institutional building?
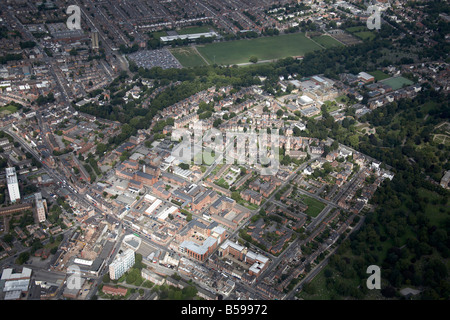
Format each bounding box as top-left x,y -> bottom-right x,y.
177,221 -> 227,262
6,167 -> 20,203
218,240 -> 269,277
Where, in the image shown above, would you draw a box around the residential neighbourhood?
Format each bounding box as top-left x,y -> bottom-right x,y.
0,0 -> 448,306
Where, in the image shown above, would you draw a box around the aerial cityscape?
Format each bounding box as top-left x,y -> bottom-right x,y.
0,0 -> 448,306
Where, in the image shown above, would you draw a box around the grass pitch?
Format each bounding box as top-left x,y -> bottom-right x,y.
196,33 -> 323,65
169,47 -> 208,68
381,76 -> 414,90
368,70 -> 390,81
312,35 -> 344,49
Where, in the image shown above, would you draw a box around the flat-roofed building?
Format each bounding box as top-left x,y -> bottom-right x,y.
109,249 -> 135,280
358,72 -> 375,83
91,30 -> 99,50
1,267 -> 32,300
179,236 -> 218,262
160,31 -> 219,43
6,167 -> 20,203
141,268 -> 165,286
35,192 -> 47,223
218,240 -> 246,260
298,95 -> 314,108
217,240 -> 269,277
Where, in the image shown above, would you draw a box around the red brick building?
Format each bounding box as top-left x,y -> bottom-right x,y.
102,285 -> 128,297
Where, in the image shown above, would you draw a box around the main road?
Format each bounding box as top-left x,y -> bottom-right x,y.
3,125 -> 96,212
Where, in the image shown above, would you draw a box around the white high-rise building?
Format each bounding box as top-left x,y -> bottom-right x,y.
6,167 -> 20,203
109,248 -> 135,280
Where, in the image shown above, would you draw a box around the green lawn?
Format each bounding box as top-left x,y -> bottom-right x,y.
176,25 -> 215,35
345,26 -> 367,33
148,30 -> 167,40
215,177 -> 230,189
323,100 -> 341,113
298,194 -> 326,217
368,70 -> 390,81
169,47 -> 208,68
354,31 -> 376,41
335,94 -> 351,105
312,35 -> 344,49
345,26 -> 376,41
0,104 -> 18,115
196,33 -> 323,65
44,238 -> 62,251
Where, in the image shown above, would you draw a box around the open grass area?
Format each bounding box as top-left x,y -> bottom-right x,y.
353,31 -> 376,40
214,177 -> 230,189
298,194 -> 326,217
345,26 -> 376,41
335,94 -> 351,106
169,47 -> 208,68
296,256 -> 385,300
311,35 -> 344,49
196,33 -> 323,65
0,104 -> 18,116
148,30 -> 167,40
368,70 -> 390,81
322,100 -> 341,113
176,25 -> 215,35
345,26 -> 367,33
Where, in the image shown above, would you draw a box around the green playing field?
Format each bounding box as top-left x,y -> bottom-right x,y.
195,33 -> 323,65
169,47 -> 208,68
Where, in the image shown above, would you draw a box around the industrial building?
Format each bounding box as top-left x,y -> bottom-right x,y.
160,31 -> 219,43
91,30 -> 99,50
0,267 -> 32,300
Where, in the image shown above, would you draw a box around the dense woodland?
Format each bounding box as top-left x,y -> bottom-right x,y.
301,90 -> 450,300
